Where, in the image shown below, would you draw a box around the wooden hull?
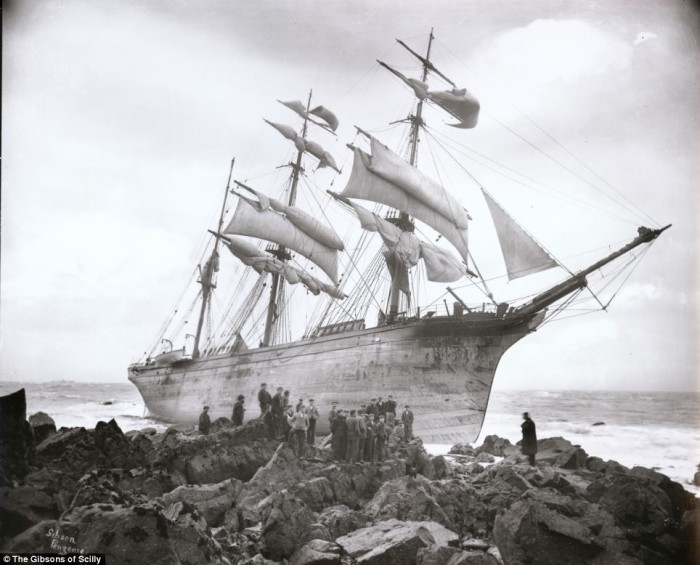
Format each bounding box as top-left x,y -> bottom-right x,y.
128,312 -> 545,443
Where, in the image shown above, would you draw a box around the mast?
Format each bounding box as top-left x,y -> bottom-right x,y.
514,225 -> 671,318
261,90 -> 313,346
387,29 -> 435,320
193,157 -> 235,358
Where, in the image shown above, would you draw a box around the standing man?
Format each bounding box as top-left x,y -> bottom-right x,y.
375,416 -> 386,461
287,405 -> 309,458
306,398 -> 319,445
296,397 -> 305,413
232,395 -> 245,427
258,383 -> 272,417
357,410 -> 367,461
367,399 -> 378,419
377,396 -> 386,419
199,405 -> 211,435
385,395 -> 397,427
345,410 -> 359,463
271,387 -> 284,435
364,414 -> 375,461
332,409 -> 346,461
328,401 -> 338,433
401,405 -> 414,442
521,412 -> 538,466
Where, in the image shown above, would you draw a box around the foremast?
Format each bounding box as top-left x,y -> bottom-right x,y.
261,91 -> 314,346
193,158 -> 235,358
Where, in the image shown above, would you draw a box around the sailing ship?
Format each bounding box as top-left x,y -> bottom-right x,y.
128,32 -> 669,443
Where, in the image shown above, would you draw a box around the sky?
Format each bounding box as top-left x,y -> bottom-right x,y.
2,0 -> 698,391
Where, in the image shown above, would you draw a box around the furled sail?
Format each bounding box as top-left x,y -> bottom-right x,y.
278,100 -> 339,132
340,137 -> 470,265
225,236 -> 345,299
482,189 -> 558,280
224,196 -> 340,284
380,64 -> 480,129
265,120 -> 340,172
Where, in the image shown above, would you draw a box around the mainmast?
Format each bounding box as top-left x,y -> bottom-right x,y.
261,90 -> 314,346
193,158 -> 235,358
387,30 -> 435,321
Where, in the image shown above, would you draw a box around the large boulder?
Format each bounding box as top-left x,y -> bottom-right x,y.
56,499 -> 228,564
163,478 -> 243,527
474,435 -> 517,458
289,539 -> 342,565
336,519 -> 437,565
317,505 -> 370,539
363,475 -> 453,528
259,490 -> 315,560
0,484 -> 60,539
535,437 -> 589,470
493,488 -> 632,565
28,412 -> 57,444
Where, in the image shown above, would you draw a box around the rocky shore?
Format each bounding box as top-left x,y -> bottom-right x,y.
1,388 -> 698,564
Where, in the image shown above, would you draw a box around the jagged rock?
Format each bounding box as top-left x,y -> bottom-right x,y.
445,550 -> 500,564
2,520 -> 57,553
317,505 -> 370,539
535,437 -> 589,469
493,488 -> 632,565
474,436 -> 517,458
28,412 -> 57,444
416,544 -> 462,565
259,490 -> 315,560
163,478 -> 243,527
475,453 -> 495,464
0,484 -> 60,539
398,440 -> 435,479
0,388 -> 34,485
431,455 -> 453,479
290,539 -> 342,565
56,499 -> 228,563
363,475 -> 453,528
448,444 -> 475,457
585,456 -> 629,476
290,476 -> 335,512
337,519 -> 437,564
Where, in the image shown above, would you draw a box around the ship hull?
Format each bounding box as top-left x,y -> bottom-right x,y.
128,312 -> 544,444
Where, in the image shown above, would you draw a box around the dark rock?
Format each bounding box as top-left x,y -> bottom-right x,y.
493,488 -> 631,565
474,435 -> 517,458
448,444 -> 475,456
475,453 -> 495,464
363,475 -> 453,528
592,421 -> 606,426
0,484 -> 60,539
0,388 -> 33,485
397,440 -> 435,479
259,490 -> 315,560
431,455 -> 453,479
416,544 -> 462,565
2,520 -> 57,553
56,499 -> 228,563
445,550 -> 500,565
694,471 -> 700,488
28,412 -> 57,444
535,437 -> 589,469
336,519 -> 437,565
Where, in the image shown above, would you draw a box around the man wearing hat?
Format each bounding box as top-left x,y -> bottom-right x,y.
306,398 -> 320,445
199,405 -> 211,435
232,395 -> 245,427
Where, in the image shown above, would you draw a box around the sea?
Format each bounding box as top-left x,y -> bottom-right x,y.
2,381 -> 698,496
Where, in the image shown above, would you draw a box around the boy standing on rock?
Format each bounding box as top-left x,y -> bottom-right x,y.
306,399 -> 319,445
521,412 -> 537,466
401,405 -> 414,442
385,395 -> 397,427
232,396 -> 245,427
258,383 -> 272,416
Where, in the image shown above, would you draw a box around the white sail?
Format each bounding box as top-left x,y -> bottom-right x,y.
341,143 -> 470,265
482,189 -> 558,280
224,196 -> 339,284
346,199 -> 462,285
265,121 -> 340,172
309,105 -> 339,131
225,236 -> 344,299
381,64 -> 480,129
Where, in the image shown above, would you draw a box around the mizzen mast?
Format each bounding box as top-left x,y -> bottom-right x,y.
193,157 -> 235,358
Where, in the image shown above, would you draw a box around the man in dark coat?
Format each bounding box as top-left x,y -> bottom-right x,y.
364,414 -> 375,461
332,409 -> 347,461
345,410 -> 360,463
306,399 -> 319,445
357,410 -> 367,461
271,387 -> 284,435
375,416 -> 386,461
385,395 -> 397,427
258,383 -> 272,416
521,412 -> 537,466
198,406 -> 211,435
232,396 -> 245,427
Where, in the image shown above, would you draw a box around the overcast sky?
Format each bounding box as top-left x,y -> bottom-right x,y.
2,0 -> 698,391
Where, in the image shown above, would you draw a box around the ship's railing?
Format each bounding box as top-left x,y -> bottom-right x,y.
309,319 -> 366,338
